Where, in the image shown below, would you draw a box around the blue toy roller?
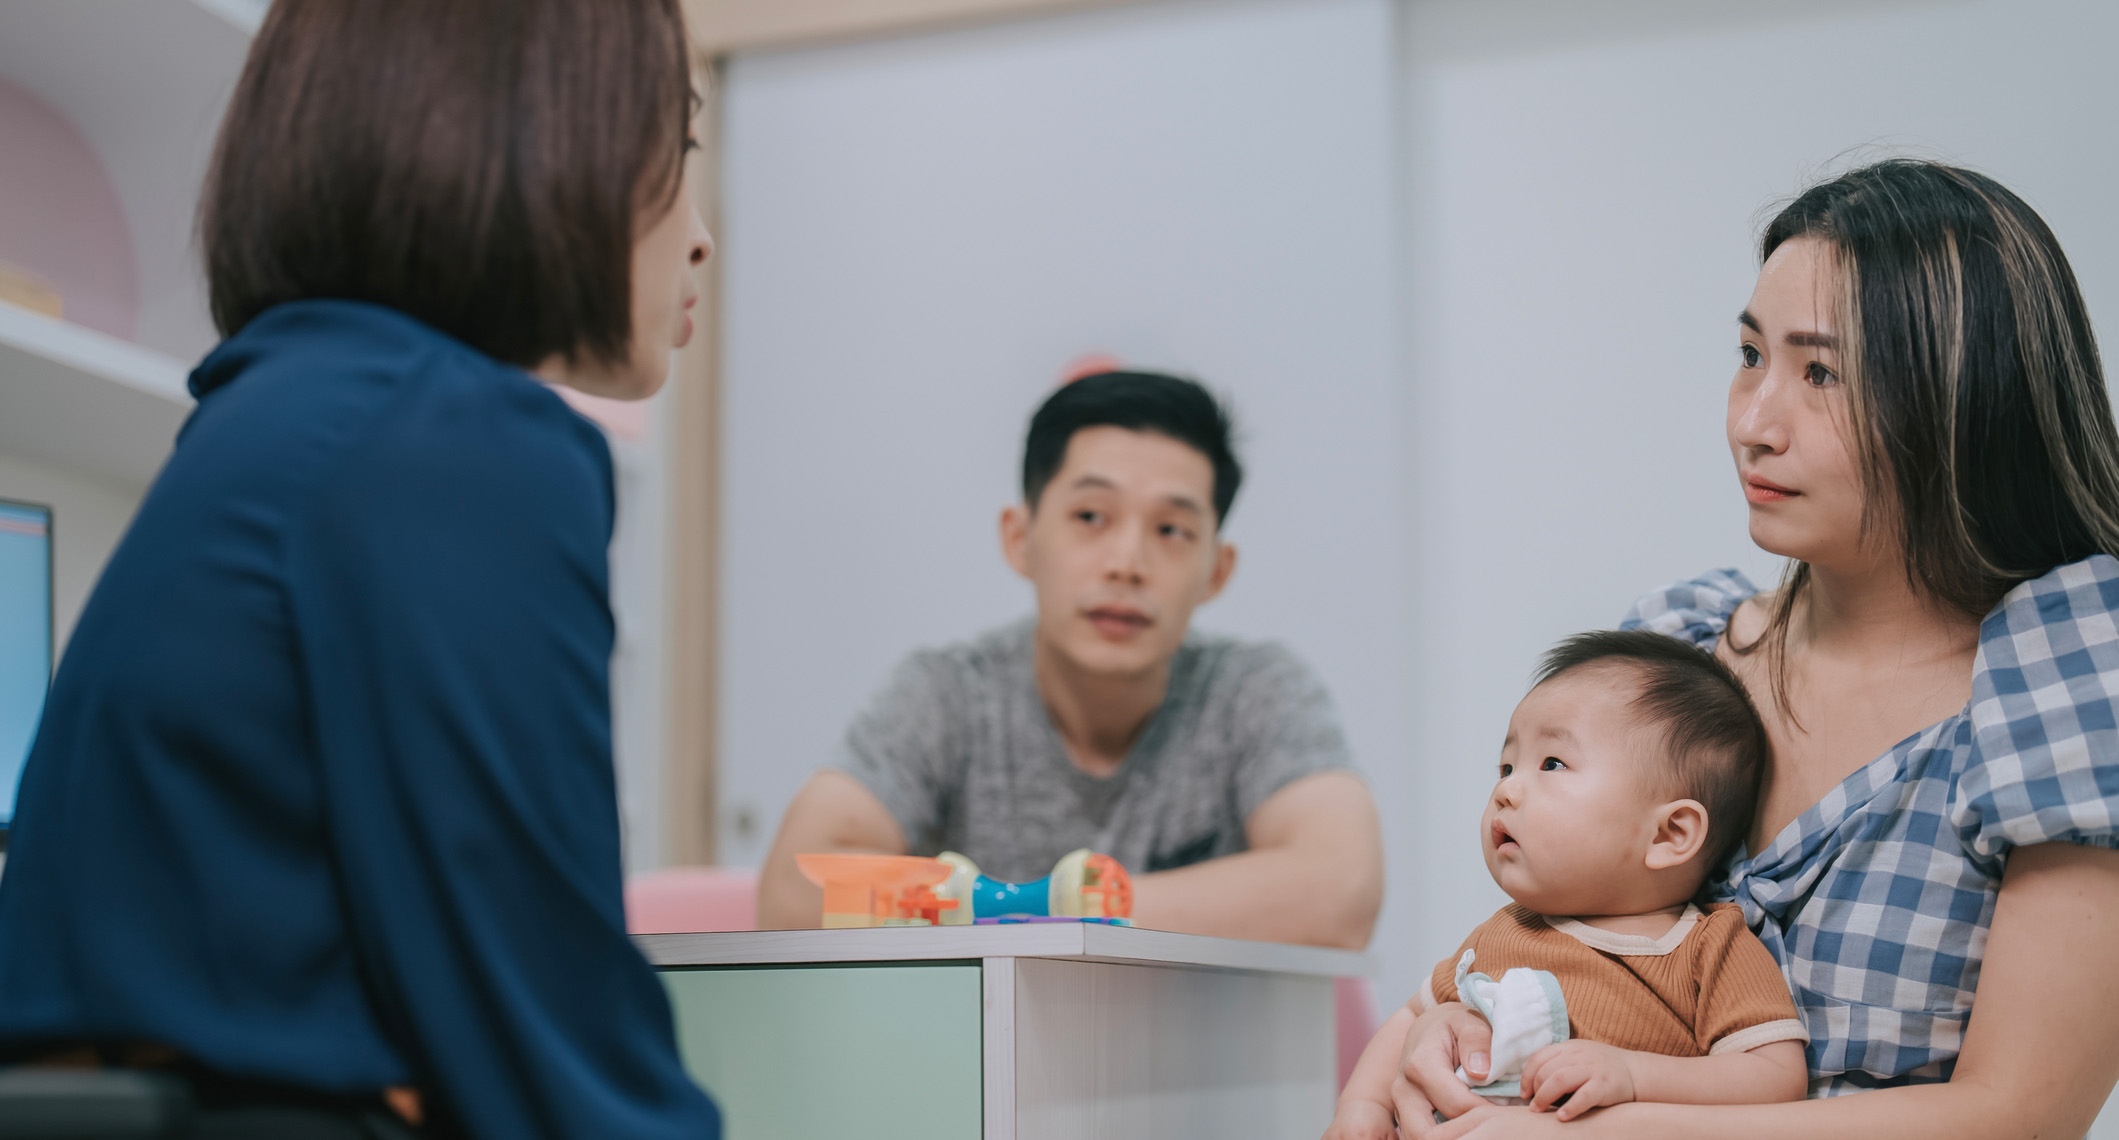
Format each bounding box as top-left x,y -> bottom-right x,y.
933,849 -> 1134,925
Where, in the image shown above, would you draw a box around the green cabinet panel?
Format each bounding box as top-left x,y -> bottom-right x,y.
661,963 -> 984,1140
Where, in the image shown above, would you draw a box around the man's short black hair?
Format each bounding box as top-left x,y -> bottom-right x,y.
1535,629 -> 1769,873
1021,371 -> 1243,525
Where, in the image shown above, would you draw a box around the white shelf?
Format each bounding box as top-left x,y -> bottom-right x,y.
0,0 -> 254,489
0,302 -> 192,487
0,0 -> 256,362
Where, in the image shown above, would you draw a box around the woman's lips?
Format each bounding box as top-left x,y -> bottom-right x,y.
676,295 -> 699,347
1744,476 -> 1800,504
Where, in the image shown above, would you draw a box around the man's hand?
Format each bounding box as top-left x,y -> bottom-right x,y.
1520,1040 -> 1635,1120
1390,1002 -> 1495,1137
1322,1097 -> 1401,1140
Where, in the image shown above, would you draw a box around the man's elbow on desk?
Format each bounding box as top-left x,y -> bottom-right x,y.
1248,769 -> 1385,950
1131,868 -> 1380,950
1132,770 -> 1385,950
755,770 -> 909,930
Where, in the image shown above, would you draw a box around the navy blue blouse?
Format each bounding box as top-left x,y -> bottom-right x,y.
0,301 -> 719,1139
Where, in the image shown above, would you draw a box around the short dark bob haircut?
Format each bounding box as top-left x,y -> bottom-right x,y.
1536,629 -> 1769,874
1022,371 -> 1244,526
200,0 -> 694,370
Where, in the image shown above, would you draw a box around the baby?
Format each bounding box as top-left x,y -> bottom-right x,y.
1327,630 -> 1808,1138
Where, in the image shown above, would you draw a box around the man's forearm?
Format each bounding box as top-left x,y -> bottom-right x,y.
753,771 -> 910,931
756,832 -> 911,929
1129,770 -> 1382,947
1130,841 -> 1380,948
755,854 -> 825,930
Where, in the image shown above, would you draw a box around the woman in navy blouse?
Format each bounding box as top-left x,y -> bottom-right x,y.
1386,164 -> 2119,1139
0,1 -> 717,1136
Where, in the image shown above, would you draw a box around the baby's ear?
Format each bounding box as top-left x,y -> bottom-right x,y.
1644,799 -> 1709,871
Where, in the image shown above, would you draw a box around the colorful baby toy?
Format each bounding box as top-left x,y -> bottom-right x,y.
935,848 -> 1133,925
793,853 -> 956,928
796,849 -> 1134,928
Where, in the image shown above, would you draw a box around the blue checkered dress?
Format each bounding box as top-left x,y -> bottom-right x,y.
1624,555 -> 2119,1097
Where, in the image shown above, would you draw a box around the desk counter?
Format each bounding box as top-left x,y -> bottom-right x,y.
643,925 -> 1374,1140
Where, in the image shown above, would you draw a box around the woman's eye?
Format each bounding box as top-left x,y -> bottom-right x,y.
1805,361 -> 1839,387
1739,343 -> 1763,369
1075,510 -> 1103,526
1540,757 -> 1567,772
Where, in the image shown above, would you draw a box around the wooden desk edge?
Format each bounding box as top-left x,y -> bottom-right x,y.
638,924 -> 1376,977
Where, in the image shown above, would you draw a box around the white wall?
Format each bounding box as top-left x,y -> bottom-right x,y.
715,0 -> 1406,897
609,412 -> 670,875
1396,0 -> 2119,1129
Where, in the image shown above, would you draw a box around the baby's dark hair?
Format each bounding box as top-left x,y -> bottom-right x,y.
1535,629 -> 1769,873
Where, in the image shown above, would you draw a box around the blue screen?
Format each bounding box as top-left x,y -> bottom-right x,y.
0,501 -> 52,829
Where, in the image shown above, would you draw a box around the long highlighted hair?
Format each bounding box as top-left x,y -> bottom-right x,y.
1737,161 -> 2119,714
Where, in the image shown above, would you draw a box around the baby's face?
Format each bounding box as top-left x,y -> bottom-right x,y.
1483,668 -> 1668,916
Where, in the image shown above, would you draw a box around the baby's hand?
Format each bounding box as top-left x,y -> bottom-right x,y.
1519,1040 -> 1634,1121
1322,1097 -> 1400,1140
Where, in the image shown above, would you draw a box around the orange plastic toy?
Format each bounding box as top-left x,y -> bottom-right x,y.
1073,851 -> 1134,919
794,853 -> 961,928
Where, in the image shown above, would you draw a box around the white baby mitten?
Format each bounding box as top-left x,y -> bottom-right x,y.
1450,949 -> 1571,1099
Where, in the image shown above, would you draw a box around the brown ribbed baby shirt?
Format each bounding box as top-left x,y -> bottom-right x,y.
1430,902 -> 1805,1057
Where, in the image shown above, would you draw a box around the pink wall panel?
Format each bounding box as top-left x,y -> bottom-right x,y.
0,77 -> 138,340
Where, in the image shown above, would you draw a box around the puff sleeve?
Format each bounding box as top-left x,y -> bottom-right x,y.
1619,569 -> 1760,650
1952,555 -> 2119,863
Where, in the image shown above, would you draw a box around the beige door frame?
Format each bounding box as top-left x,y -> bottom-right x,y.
661,0 -> 1154,866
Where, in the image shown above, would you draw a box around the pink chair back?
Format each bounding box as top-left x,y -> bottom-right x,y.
1336,976 -> 1380,1091
624,866 -> 759,935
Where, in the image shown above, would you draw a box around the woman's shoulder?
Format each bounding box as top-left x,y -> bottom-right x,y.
194,300 -> 605,453
1618,568 -> 1762,650
1954,554 -> 2119,859
191,302 -> 619,557
1972,554 -> 2119,717
1978,554 -> 2119,656
338,305 -> 607,465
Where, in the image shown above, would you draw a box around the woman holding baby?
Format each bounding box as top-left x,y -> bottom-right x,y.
1346,160 -> 2119,1139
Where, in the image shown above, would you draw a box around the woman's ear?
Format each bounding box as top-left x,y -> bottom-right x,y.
1644,799 -> 1710,871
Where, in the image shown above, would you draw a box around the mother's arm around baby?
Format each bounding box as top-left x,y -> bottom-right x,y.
1409,842 -> 2119,1139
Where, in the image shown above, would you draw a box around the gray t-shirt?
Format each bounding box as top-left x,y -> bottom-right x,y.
834,619 -> 1354,883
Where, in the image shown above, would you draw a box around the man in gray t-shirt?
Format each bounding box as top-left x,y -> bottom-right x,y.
839,619 -> 1351,885
757,372 -> 1382,948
